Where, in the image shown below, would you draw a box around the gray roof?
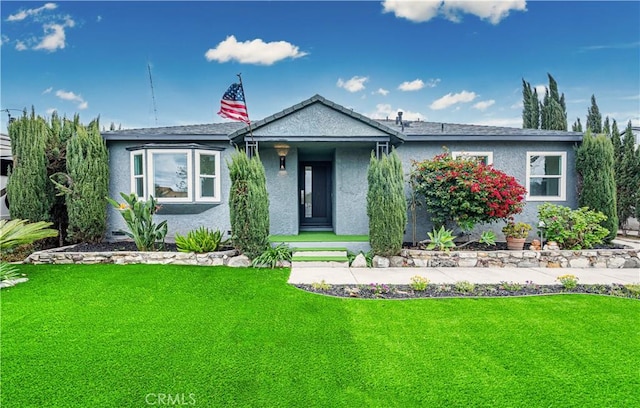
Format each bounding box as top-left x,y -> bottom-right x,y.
102,95 -> 584,143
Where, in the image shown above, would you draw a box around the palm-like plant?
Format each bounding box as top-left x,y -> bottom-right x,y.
0,219 -> 58,282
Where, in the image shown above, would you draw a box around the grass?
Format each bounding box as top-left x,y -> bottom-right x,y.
2,264 -> 639,407
269,231 -> 369,242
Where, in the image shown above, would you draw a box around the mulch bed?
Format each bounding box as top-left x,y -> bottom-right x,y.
294,283 -> 640,300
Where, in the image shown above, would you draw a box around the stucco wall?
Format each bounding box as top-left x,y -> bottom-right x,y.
334,147 -> 370,235
396,140 -> 580,243
263,147 -> 299,235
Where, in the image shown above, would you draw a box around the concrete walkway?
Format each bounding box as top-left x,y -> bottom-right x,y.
288,266 -> 640,285
289,236 -> 640,285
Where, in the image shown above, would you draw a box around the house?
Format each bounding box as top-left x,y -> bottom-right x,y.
0,133 -> 12,220
102,94 -> 583,243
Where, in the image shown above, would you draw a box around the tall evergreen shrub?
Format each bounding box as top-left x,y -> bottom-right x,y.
228,149 -> 270,259
617,122 -> 640,228
575,130 -> 618,241
6,109 -> 51,222
61,119 -> 109,243
367,150 -> 406,256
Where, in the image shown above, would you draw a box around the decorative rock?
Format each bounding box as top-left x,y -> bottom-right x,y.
389,256 -> 405,267
608,258 -> 626,269
623,258 -> 640,269
372,255 -> 390,268
0,277 -> 28,289
351,253 -> 368,268
412,258 -> 426,267
569,258 -> 590,268
227,255 -> 251,267
458,258 -> 478,267
276,260 -> 292,268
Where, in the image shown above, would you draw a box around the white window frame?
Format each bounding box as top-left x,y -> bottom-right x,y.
129,148 -> 222,204
526,151 -> 567,201
148,149 -> 193,203
452,151 -> 494,165
130,151 -> 146,198
195,150 -> 221,202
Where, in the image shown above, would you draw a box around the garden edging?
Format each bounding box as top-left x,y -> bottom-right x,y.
23,246 -> 640,268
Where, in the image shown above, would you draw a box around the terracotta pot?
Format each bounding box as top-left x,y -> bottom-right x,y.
506,237 -> 526,250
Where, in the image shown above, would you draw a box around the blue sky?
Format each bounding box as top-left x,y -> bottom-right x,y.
1,1 -> 639,132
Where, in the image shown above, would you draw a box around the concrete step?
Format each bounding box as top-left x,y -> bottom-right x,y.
291,248 -> 350,268
292,248 -> 348,258
292,260 -> 350,268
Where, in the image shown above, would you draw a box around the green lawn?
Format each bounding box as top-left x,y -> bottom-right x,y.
2,264 -> 639,407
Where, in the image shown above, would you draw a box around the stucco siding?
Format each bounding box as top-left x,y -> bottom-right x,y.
396,141 -> 579,242
253,104 -> 389,137
334,147 -> 370,235
264,147 -> 299,235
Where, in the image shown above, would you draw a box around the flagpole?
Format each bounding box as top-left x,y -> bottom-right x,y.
236,73 -> 255,151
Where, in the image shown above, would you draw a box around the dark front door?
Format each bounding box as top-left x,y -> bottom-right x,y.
299,162 -> 332,229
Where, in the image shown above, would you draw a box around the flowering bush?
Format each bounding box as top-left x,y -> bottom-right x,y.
537,203 -> 609,249
410,153 -> 526,228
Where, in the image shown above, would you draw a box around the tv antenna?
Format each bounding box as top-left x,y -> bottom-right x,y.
147,62 -> 158,126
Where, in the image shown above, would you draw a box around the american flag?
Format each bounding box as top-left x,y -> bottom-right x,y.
218,83 -> 250,123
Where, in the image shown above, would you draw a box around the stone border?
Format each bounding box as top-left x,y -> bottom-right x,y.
368,248 -> 640,269
24,245 -> 253,267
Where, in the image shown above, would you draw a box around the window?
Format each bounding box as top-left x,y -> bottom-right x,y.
526,152 -> 566,201
129,147 -> 221,203
452,151 -> 493,165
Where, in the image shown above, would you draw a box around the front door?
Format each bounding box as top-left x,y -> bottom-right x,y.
299,162 -> 332,229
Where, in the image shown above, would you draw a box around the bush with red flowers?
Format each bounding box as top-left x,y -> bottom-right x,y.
409,153 -> 527,228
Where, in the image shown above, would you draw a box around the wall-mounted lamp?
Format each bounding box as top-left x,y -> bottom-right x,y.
274,144 -> 290,173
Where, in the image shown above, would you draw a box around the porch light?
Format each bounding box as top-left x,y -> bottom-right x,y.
274,144 -> 290,172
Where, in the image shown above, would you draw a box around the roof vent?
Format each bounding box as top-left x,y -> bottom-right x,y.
441,123 -> 444,132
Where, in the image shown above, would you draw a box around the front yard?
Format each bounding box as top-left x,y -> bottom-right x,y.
1,264 -> 638,407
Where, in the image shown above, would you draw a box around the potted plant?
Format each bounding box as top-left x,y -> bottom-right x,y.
502,220 -> 532,250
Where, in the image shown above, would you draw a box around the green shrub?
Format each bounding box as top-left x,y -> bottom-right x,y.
0,219 -> 58,282
175,227 -> 223,253
347,250 -> 373,267
479,231 -> 497,246
106,193 -> 168,251
557,274 -> 579,289
454,280 -> 475,293
251,243 -> 291,268
311,280 -> 332,291
575,130 -> 618,242
367,150 -> 406,256
538,203 -> 609,249
426,226 -> 456,251
410,275 -> 430,291
54,119 -> 109,243
228,150 -> 270,259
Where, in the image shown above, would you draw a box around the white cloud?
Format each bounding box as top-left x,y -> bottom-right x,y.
398,79 -> 425,92
97,15 -> 102,23
42,87 -> 53,94
56,89 -> 88,110
534,84 -> 546,99
426,78 -> 441,88
368,103 -> 426,121
373,88 -> 389,96
510,101 -> 523,109
34,19 -> 74,51
15,40 -> 27,51
6,2 -> 57,22
45,108 -> 57,115
473,99 -> 496,111
430,90 -> 477,110
337,76 -> 368,93
382,0 -> 526,24
204,35 -> 308,65
0,35 -> 9,47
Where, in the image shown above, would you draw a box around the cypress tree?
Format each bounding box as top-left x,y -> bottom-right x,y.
575,130 -> 618,241
62,119 -> 109,243
617,121 -> 639,229
603,116 -> 611,137
540,74 -> 567,131
6,108 -> 51,222
572,118 -> 583,132
586,94 -> 602,133
366,150 -> 406,256
611,119 -> 622,158
522,79 -> 533,129
531,88 -> 540,129
228,149 -> 270,259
